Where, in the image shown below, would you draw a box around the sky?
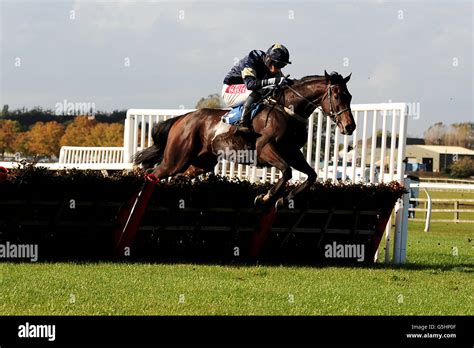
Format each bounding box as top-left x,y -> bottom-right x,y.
0,0 -> 472,137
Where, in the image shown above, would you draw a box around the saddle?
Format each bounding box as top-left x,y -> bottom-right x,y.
221,103 -> 264,125
221,85 -> 279,125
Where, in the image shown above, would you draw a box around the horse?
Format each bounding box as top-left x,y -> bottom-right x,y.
133,70 -> 355,207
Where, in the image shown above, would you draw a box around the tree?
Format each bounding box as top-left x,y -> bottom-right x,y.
88,123 -> 124,146
0,119 -> 20,159
195,93 -> 222,109
449,157 -> 474,178
26,121 -> 65,157
423,122 -> 473,149
450,123 -> 473,149
12,132 -> 30,156
424,122 -> 446,145
60,116 -> 97,146
1,104 -> 9,118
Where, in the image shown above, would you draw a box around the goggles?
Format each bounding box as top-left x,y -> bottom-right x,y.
270,60 -> 287,69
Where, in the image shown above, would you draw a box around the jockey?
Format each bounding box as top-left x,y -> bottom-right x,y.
222,43 -> 293,133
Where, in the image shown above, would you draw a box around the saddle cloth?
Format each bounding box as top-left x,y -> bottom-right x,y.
221,103 -> 264,125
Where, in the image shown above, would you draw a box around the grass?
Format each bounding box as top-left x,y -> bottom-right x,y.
0,221 -> 472,316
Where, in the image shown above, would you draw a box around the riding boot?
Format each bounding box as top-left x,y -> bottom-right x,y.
235,92 -> 261,134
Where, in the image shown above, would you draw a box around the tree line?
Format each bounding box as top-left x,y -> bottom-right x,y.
0,106 -> 125,159
423,122 -> 473,149
1,105 -> 126,130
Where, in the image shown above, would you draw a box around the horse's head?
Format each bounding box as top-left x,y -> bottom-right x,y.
321,70 -> 356,135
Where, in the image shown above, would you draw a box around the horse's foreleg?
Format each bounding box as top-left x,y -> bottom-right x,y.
282,149 -> 317,204
256,143 -> 292,205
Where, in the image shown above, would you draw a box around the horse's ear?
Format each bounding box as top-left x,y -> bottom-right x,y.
343,73 -> 352,84
324,70 -> 330,83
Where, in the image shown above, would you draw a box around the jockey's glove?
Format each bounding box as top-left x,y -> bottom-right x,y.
281,76 -> 294,86
258,76 -> 294,88
258,77 -> 283,88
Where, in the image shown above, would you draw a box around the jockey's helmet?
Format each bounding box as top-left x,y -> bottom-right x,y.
265,43 -> 291,68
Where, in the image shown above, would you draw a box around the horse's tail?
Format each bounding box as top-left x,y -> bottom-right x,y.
132,116 -> 183,168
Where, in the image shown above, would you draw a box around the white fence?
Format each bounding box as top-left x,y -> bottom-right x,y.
124,104 -> 408,184
410,198 -> 474,226
59,146 -> 125,168
123,109 -> 196,166
410,182 -> 474,191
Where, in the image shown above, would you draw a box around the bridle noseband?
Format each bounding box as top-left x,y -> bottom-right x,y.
324,85 -> 351,124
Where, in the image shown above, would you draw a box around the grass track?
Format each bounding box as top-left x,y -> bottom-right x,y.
0,221 -> 472,315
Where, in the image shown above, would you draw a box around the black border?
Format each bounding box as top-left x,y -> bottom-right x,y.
0,316 -> 472,346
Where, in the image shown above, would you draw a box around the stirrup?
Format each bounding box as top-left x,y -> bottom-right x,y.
235,125 -> 252,134
234,119 -> 253,133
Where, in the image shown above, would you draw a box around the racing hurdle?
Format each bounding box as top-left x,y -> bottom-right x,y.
0,165 -> 405,262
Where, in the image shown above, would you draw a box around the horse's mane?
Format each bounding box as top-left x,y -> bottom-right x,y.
293,73 -> 344,86
294,75 -> 324,84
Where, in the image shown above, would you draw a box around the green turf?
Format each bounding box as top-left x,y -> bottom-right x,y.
0,220 -> 472,316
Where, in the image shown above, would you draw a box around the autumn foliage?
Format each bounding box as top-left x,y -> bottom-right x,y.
0,119 -> 20,158
0,116 -> 123,159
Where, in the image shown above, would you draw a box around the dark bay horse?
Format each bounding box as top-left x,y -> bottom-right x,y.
134,71 -> 355,207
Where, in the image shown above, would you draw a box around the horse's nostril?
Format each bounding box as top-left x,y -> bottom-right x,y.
345,124 -> 352,133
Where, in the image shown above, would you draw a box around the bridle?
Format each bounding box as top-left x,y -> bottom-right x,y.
325,85 -> 351,123
285,83 -> 351,124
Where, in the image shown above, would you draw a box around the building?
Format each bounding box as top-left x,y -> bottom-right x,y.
405,145 -> 474,172
339,137 -> 474,173
349,137 -> 425,168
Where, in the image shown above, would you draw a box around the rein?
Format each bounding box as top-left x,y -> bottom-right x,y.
266,98 -> 308,124
285,83 -> 350,125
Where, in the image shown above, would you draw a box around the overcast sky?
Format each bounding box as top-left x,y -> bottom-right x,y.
0,0 -> 472,136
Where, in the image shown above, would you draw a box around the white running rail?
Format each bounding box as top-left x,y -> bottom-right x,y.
124,104 -> 409,185
59,146 -> 124,165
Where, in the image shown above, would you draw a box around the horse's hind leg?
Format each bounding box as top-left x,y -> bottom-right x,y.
152,157 -> 191,180
151,136 -> 195,180
187,153 -> 218,177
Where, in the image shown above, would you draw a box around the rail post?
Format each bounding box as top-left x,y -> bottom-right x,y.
393,177 -> 410,264
424,188 -> 432,232
454,201 -> 459,223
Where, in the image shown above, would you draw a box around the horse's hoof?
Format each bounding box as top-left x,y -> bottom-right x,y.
254,194 -> 266,207
275,197 -> 287,210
